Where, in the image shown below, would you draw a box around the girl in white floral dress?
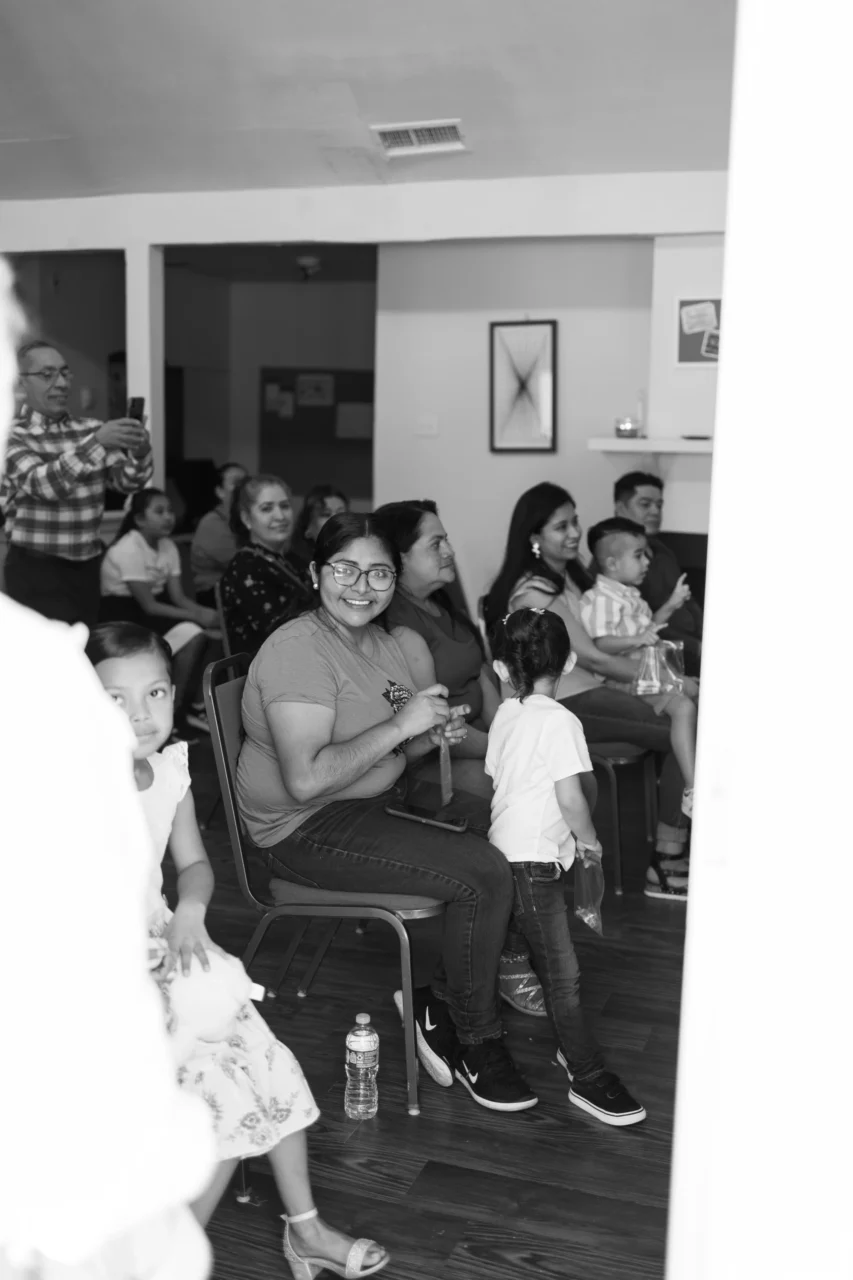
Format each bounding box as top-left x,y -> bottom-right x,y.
86,621 -> 389,1280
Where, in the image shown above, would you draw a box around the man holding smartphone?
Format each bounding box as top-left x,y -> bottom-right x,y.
1,339 -> 152,629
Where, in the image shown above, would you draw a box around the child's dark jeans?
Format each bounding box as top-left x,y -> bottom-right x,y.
508,860 -> 606,1084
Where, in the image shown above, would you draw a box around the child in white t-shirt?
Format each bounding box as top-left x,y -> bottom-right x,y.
486,608 -> 646,1127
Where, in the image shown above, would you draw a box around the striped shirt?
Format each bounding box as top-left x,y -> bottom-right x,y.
0,408 -> 153,561
581,574 -> 653,639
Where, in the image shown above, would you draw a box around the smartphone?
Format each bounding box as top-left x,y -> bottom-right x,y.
127,396 -> 145,421
384,802 -> 468,834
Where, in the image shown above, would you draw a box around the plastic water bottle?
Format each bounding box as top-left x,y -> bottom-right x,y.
345,1013 -> 379,1119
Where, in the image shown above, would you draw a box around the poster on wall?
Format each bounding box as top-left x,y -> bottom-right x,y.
678,299 -> 721,364
296,373 -> 335,407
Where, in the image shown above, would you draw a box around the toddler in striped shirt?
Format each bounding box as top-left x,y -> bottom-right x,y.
581,517 -> 698,818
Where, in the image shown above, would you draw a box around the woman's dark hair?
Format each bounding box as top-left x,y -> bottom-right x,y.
85,621 -> 174,679
294,484 -> 348,545
229,474 -> 291,545
490,608 -> 571,701
312,512 -> 399,575
483,483 -> 592,630
114,488 -> 167,543
374,498 -> 483,651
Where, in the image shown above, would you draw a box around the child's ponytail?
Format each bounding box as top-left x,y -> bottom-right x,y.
490,608 -> 572,701
114,487 -> 166,543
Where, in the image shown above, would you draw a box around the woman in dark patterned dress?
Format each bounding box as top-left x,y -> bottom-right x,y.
219,475 -> 313,656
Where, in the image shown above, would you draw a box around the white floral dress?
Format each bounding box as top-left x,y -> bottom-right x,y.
140,742 -> 320,1159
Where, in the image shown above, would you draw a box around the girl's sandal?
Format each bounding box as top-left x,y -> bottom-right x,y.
283,1209 -> 390,1280
644,854 -> 688,901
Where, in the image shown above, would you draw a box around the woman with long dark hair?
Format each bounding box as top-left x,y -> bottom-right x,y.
375,498 -> 549,1018
235,512 -> 537,1114
485,483 -> 690,901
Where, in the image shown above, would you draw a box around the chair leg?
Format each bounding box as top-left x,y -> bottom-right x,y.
596,760 -> 623,897
643,753 -> 658,844
297,921 -> 340,998
234,1159 -> 264,1208
242,911 -> 279,971
269,919 -> 312,995
391,916 -> 421,1116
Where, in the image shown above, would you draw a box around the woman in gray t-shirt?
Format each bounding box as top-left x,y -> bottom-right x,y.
236,513 -> 537,1115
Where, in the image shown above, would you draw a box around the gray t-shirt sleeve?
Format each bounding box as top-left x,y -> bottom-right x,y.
253,628 -> 338,712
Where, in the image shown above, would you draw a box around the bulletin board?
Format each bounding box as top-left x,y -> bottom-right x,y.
677,299 -> 721,364
259,367 -> 374,500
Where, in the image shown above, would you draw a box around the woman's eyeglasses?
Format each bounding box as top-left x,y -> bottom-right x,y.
326,562 -> 396,591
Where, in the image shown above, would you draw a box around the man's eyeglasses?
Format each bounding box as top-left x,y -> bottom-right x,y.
326,562 -> 396,591
21,367 -> 74,385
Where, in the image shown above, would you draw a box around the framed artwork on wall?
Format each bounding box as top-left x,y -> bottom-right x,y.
489,319 -> 557,453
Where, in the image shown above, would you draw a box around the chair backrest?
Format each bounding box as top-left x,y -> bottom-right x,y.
477,594 -> 493,662
213,579 -> 232,657
203,653 -> 264,911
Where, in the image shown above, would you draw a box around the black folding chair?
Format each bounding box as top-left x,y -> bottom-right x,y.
203,653 -> 445,1116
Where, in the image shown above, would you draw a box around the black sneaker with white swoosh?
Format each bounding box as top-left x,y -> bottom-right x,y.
393,987 -> 457,1088
454,1040 -> 539,1112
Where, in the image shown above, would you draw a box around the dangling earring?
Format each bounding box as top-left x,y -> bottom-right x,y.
532,542 -> 541,559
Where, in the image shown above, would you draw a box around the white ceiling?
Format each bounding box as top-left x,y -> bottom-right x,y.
0,0 -> 736,202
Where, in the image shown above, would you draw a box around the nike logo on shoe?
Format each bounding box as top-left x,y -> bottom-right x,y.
425,1009 -> 437,1031
462,1066 -> 479,1084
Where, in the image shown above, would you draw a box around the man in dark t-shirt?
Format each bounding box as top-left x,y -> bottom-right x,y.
614,471 -> 703,674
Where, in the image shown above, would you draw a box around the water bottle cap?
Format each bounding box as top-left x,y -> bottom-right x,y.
356,1013 -> 370,1025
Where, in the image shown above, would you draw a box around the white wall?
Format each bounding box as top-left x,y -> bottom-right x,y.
164,267 -> 231,461
14,251 -> 125,419
228,280 -> 376,473
649,234 -> 723,439
375,238 -> 653,608
0,172 -> 727,252
641,233 -> 724,532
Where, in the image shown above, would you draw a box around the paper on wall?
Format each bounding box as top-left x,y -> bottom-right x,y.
680,301 -> 718,335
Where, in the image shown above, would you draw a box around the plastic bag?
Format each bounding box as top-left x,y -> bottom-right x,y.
632,639 -> 685,696
574,852 -> 605,935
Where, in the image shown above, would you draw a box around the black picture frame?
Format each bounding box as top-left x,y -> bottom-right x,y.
489,319 -> 558,453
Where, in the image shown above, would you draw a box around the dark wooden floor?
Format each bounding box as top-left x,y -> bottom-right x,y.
181,741 -> 686,1280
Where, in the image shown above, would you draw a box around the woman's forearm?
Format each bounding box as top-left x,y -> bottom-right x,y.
450,723 -> 489,759
403,732 -> 439,763
291,720 -> 404,801
137,596 -> 196,622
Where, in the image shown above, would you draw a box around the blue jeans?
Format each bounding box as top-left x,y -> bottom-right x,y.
260,779 -> 512,1045
509,861 -> 605,1083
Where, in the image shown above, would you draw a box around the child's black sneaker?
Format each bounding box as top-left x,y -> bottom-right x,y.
454,1039 -> 539,1112
556,1051 -> 646,1126
393,988 -> 456,1088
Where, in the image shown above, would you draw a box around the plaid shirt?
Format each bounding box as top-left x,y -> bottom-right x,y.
581,574 -> 653,639
0,408 -> 153,561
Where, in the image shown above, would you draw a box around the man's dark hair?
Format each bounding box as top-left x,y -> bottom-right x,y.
613,471 -> 663,505
587,516 -> 646,565
16,338 -> 60,370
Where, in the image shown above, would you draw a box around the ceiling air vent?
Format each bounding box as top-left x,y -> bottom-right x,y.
371,119 -> 465,158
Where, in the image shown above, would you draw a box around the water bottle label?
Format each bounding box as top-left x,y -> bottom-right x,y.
346,1048 -> 378,1068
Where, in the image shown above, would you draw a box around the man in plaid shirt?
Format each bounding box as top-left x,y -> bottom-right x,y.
1,339 -> 153,628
